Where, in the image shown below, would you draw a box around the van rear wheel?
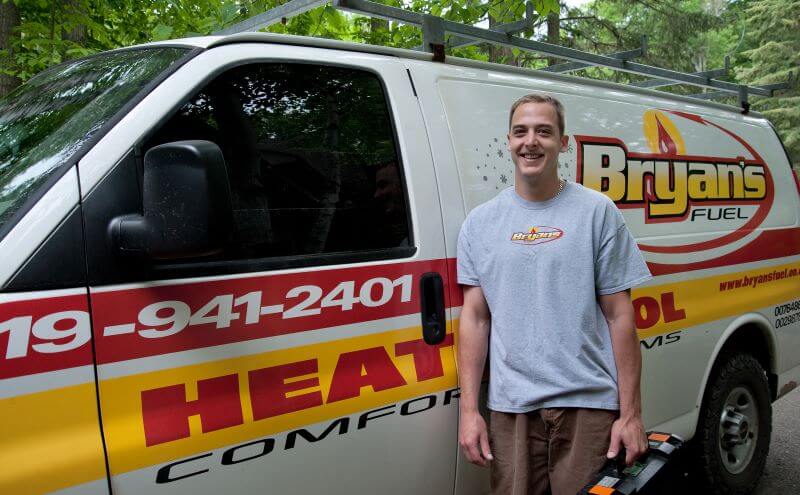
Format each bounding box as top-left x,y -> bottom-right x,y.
695,352 -> 771,494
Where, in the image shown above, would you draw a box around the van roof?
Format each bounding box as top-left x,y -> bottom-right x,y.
145,32 -> 765,120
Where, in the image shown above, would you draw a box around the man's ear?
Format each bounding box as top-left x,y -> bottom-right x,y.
560,135 -> 569,152
507,132 -> 512,151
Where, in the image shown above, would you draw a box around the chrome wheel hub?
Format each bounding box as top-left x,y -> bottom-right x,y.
718,386 -> 758,474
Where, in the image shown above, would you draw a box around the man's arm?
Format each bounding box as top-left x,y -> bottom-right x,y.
457,285 -> 493,467
598,289 -> 648,466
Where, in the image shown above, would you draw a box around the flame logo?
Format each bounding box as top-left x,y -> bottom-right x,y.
511,226 -> 564,245
643,110 -> 686,155
575,110 -> 775,257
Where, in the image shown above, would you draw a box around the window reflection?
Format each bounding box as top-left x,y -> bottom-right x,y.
0,48 -> 188,233
147,63 -> 411,261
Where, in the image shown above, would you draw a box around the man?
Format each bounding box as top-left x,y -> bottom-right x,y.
457,94 -> 651,495
374,160 -> 409,246
374,160 -> 405,219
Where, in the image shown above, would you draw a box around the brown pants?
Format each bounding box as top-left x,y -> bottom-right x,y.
490,408 -> 617,495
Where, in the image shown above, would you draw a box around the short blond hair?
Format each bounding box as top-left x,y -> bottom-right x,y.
508,94 -> 565,136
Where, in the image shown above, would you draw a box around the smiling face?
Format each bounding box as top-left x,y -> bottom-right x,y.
507,102 -> 569,186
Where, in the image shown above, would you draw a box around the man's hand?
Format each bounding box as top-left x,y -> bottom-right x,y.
459,410 -> 493,467
606,414 -> 647,466
599,290 -> 646,467
457,285 -> 492,467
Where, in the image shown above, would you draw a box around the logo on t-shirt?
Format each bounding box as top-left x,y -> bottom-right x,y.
510,226 -> 564,245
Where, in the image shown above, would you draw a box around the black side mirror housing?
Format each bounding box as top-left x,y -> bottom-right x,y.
110,140 -> 233,259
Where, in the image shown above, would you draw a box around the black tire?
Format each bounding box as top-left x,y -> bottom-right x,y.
694,352 -> 772,494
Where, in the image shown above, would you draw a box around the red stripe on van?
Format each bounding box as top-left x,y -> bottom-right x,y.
92,259 -> 455,364
5,233 -> 798,381
647,227 -> 800,276
0,294 -> 93,380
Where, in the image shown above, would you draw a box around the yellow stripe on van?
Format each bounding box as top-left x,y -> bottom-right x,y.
4,260 -> 797,491
0,382 -> 106,495
632,260 -> 800,339
98,324 -> 457,476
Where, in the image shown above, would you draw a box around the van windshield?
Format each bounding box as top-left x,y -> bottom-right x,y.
0,47 -> 189,236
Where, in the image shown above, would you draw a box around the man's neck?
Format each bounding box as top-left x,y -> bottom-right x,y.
514,174 -> 562,202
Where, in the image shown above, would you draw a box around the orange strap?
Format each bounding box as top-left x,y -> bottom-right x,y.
588,486 -> 615,495
649,433 -> 671,442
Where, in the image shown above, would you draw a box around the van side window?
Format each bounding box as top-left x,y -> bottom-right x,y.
146,63 -> 411,263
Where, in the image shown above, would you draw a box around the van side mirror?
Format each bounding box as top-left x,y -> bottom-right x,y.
110,140 -> 233,259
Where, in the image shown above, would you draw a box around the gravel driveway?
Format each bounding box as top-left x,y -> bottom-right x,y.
753,387 -> 800,494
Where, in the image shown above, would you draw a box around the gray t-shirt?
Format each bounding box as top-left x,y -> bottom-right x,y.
457,183 -> 651,413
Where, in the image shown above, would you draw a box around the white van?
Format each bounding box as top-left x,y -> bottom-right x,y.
0,31 -> 798,495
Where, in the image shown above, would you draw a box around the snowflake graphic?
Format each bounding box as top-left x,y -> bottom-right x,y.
558,136 -> 578,182
466,136 -> 516,198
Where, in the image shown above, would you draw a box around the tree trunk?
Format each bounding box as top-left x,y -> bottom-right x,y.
62,0 -> 87,52
546,11 -> 560,66
488,14 -> 515,65
693,46 -> 708,74
370,17 -> 388,33
370,17 -> 388,43
50,0 -> 56,41
0,0 -> 21,97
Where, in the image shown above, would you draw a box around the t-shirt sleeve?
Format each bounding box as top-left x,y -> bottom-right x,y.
457,216 -> 480,286
595,205 -> 652,295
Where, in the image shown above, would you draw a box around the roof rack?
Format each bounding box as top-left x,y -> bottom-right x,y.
215,0 -> 795,114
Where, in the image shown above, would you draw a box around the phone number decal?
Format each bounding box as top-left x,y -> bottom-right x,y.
0,293 -> 93,379
92,260 -> 451,364
102,276 -> 410,339
0,260 -> 455,377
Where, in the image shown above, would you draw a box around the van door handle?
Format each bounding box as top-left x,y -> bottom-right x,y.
420,272 -> 446,345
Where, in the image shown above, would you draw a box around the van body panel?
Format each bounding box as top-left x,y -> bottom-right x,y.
0,169 -> 80,287
697,312 -> 777,403
0,288 -> 107,495
49,479 -> 109,495
0,34 -> 798,495
102,398 -> 459,495
408,56 -> 800,495
5,207 -> 86,292
0,201 -> 91,495
78,44 -> 459,494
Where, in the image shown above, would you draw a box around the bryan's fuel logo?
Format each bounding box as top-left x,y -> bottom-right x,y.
511,226 -> 564,245
575,110 -> 772,226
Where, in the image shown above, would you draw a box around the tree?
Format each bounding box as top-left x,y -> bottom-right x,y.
546,9 -> 559,66
0,0 -> 20,97
558,0 -> 722,85
488,12 -> 515,64
737,0 -> 800,165
62,0 -> 87,48
0,0 -> 560,87
0,0 -> 794,162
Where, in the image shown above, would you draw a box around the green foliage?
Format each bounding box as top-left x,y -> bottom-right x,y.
2,0 -> 257,83
0,0 -> 795,164
558,0 -> 724,86
736,0 -> 800,164
0,47 -> 186,227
